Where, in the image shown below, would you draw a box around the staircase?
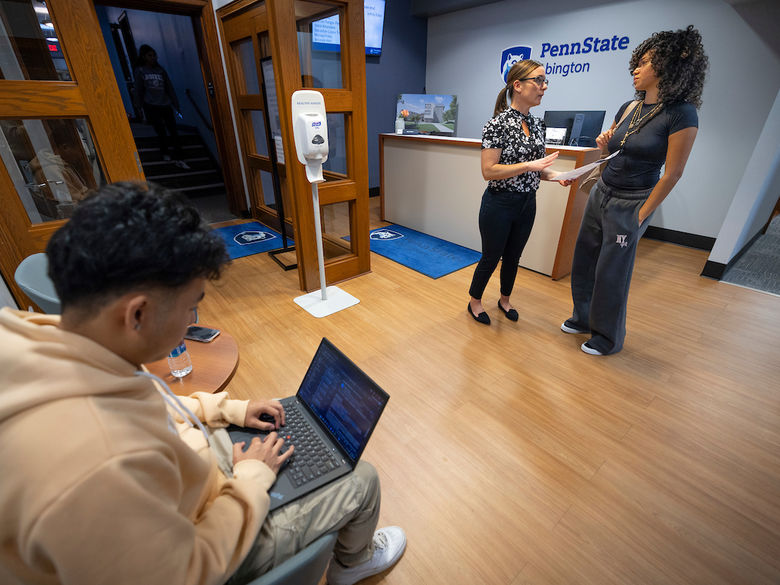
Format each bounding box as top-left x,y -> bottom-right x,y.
132,124 -> 226,199
131,123 -> 239,223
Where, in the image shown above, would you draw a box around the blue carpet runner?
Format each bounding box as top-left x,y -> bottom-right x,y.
354,224 -> 480,279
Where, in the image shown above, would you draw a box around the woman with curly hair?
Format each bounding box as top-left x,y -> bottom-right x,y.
561,25 -> 708,355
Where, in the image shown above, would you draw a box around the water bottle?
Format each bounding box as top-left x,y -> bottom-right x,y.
167,341 -> 193,378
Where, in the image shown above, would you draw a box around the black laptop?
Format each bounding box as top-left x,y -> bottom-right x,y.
227,338 -> 389,511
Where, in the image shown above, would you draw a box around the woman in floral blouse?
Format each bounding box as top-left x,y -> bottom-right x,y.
467,59 -> 571,325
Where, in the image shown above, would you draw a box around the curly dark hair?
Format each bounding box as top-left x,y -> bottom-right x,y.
46,182 -> 229,310
630,25 -> 708,108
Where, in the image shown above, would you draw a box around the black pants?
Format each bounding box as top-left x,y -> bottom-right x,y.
565,179 -> 654,354
143,103 -> 181,158
468,188 -> 536,299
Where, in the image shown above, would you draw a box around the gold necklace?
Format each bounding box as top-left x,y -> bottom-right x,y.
619,100 -> 663,147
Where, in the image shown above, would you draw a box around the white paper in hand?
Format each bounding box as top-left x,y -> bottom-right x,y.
554,150 -> 621,182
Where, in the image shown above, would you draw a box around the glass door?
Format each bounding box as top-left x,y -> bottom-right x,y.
219,0 -> 370,291
0,0 -> 143,306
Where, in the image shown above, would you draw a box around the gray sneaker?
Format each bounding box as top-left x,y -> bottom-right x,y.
561,321 -> 588,334
326,526 -> 406,585
581,342 -> 604,356
174,160 -> 191,170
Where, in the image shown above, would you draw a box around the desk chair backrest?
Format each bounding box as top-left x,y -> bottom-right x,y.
14,253 -> 61,314
244,531 -> 337,585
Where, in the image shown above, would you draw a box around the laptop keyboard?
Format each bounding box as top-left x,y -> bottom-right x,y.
281,403 -> 343,488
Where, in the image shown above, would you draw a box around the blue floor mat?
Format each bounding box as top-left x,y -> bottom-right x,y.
214,222 -> 294,260
354,224 -> 481,279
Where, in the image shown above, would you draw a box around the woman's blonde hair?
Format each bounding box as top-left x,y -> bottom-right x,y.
494,59 -> 543,117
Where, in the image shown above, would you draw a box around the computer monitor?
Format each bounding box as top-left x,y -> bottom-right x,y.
543,110 -> 606,147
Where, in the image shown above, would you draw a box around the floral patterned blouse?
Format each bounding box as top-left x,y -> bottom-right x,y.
481,107 -> 546,193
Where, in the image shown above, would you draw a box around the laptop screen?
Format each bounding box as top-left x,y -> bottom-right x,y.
297,338 -> 389,463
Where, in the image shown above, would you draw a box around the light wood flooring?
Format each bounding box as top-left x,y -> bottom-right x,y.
198,226 -> 780,585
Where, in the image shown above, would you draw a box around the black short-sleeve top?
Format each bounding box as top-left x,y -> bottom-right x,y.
602,100 -> 698,190
481,107 -> 547,193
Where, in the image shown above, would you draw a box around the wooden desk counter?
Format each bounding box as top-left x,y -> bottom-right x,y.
379,133 -> 600,279
145,329 -> 239,395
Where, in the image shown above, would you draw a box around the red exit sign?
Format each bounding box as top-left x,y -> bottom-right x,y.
48,43 -> 58,52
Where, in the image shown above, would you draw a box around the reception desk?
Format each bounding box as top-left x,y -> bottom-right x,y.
379,133 -> 600,279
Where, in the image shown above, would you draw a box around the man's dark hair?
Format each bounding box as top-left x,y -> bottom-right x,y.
630,25 -> 708,108
46,182 -> 229,310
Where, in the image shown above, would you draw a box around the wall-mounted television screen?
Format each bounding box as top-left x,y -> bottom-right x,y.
312,0 -> 386,56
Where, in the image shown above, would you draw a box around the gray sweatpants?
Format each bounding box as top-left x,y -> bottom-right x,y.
565,179 -> 654,354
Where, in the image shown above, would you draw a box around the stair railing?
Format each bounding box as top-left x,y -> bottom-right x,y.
184,89 -> 214,132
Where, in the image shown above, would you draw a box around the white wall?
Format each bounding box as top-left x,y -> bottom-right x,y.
424,0 -> 780,240
710,89 -> 780,263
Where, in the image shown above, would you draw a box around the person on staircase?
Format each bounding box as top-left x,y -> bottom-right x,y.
134,44 -> 190,170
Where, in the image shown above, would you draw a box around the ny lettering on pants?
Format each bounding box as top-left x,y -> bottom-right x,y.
567,180 -> 653,354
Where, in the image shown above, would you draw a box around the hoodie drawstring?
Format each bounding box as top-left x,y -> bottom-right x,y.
134,370 -> 233,477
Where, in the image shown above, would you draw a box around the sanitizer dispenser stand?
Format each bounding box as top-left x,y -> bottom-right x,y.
291,90 -> 359,318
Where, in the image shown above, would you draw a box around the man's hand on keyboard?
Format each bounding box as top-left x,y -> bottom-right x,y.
232,433 -> 294,475
244,399 -> 286,431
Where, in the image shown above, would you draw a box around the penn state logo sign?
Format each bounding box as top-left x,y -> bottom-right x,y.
500,45 -> 533,83
234,230 -> 276,245
370,228 -> 403,241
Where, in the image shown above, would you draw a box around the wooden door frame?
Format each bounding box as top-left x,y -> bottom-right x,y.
95,0 -> 246,217
0,0 -> 144,308
214,0 -> 372,291
267,0 -> 370,291
0,0 -> 244,309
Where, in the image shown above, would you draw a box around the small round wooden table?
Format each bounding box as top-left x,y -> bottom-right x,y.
145,329 -> 239,395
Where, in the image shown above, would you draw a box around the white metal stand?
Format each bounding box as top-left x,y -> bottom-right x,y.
294,182 -> 359,317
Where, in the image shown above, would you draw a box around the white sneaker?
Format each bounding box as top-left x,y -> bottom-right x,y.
561,321 -> 588,334
581,342 -> 604,356
326,526 -> 406,585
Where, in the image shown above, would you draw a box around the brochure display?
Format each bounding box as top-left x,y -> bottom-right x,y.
291,90 -> 359,318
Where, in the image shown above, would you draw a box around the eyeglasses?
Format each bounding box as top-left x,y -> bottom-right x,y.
519,76 -> 549,87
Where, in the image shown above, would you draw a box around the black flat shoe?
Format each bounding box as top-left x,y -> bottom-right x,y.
497,300 -> 519,321
467,303 -> 490,325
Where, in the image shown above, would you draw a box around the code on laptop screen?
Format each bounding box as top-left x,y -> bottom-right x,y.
297,339 -> 389,462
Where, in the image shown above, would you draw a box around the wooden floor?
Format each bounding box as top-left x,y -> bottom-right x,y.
199,230 -> 780,585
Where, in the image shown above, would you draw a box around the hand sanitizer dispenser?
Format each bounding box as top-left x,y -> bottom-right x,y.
290,90 -> 360,318
292,91 -> 329,184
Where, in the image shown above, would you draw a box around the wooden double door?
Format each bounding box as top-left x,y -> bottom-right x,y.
0,0 -> 241,308
1,0 -> 369,307
218,0 -> 371,291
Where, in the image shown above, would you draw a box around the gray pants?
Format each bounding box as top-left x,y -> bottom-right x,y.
211,430 -> 381,585
565,179 -> 654,354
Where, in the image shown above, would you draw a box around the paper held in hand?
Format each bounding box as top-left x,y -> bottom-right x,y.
554,150 -> 621,182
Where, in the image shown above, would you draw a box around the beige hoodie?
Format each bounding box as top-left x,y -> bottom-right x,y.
0,308 -> 276,585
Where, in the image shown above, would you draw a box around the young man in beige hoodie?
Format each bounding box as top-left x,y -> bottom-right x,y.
0,182 -> 405,585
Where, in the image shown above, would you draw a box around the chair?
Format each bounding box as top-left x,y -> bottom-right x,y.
13,253 -> 61,314
245,532 -> 337,585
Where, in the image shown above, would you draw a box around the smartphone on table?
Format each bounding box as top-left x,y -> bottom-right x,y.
185,325 -> 221,343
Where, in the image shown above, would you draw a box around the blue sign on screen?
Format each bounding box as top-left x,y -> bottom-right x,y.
311,0 -> 385,56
